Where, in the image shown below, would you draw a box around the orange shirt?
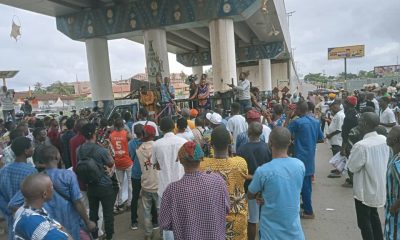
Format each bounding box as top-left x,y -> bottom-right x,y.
109,130 -> 132,170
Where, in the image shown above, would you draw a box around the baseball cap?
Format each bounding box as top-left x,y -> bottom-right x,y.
346,96 -> 357,107
246,110 -> 261,120
206,112 -> 222,125
190,109 -> 199,118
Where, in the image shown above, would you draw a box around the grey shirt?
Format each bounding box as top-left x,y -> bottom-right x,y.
77,142 -> 113,186
234,79 -> 251,100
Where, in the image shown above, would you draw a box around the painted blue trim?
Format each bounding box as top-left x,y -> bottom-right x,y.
176,41 -> 285,66
56,0 -> 257,40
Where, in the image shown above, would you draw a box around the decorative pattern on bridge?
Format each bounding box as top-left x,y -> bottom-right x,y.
176,41 -> 285,66
56,0 -> 257,40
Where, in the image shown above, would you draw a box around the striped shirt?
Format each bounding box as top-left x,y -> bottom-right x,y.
385,153 -> 400,240
0,162 -> 37,240
14,207 -> 69,240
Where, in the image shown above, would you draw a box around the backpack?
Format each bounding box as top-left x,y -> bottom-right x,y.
76,145 -> 104,184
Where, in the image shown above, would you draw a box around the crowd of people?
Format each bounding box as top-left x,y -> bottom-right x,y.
1,75 -> 400,240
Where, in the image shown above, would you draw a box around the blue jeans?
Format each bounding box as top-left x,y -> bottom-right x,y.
301,176 -> 313,215
239,99 -> 252,113
142,191 -> 159,237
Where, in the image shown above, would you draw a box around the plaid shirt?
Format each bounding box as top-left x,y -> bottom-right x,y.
159,171 -> 229,240
0,162 -> 37,240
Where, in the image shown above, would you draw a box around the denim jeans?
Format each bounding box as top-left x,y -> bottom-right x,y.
301,176 -> 313,215
87,184 -> 117,239
239,99 -> 252,113
115,166 -> 132,206
142,191 -> 159,237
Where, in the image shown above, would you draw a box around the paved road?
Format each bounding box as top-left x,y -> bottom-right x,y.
109,142 -> 385,240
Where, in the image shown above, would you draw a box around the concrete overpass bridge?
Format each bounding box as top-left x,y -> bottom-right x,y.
1,0 -> 297,110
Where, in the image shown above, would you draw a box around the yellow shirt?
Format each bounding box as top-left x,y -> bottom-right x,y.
200,156 -> 248,240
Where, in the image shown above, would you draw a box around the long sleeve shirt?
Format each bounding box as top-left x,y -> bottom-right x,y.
347,131 -> 390,207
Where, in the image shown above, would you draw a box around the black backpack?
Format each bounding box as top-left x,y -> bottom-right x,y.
76,145 -> 104,184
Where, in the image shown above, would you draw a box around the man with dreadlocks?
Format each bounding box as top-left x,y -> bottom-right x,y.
159,141 -> 229,240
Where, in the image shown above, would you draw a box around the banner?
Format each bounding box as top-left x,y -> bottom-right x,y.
328,45 -> 365,60
374,65 -> 400,78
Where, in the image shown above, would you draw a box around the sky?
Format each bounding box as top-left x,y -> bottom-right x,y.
0,0 -> 399,90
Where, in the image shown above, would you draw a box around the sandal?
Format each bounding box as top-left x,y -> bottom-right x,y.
300,212 -> 315,219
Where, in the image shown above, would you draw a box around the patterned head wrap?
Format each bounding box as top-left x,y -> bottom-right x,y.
178,141 -> 204,162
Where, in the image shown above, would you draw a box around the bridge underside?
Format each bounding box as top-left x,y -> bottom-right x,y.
1,0 -> 297,104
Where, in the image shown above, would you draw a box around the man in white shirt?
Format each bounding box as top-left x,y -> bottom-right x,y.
347,112 -> 390,240
228,72 -> 251,113
152,117 -> 187,240
175,117 -> 194,141
326,100 -> 345,178
379,97 -> 396,133
132,108 -> 159,138
367,92 -> 379,115
226,102 -> 248,153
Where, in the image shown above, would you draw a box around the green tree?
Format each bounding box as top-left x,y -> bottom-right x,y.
47,81 -> 74,95
33,82 -> 46,95
304,73 -> 328,83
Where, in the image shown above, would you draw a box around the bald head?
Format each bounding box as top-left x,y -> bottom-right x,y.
269,127 -> 291,150
359,112 -> 380,132
21,173 -> 53,202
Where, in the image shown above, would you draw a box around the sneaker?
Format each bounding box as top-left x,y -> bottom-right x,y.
131,222 -> 138,230
153,223 -> 159,229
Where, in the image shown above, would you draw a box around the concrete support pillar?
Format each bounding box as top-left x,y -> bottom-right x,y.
143,29 -> 170,83
192,66 -> 203,81
209,19 -> 237,92
259,59 -> 272,92
85,38 -> 114,114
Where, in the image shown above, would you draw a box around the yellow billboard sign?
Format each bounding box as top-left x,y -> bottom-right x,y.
328,45 -> 365,60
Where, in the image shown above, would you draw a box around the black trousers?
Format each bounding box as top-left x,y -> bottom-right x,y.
354,199 -> 383,240
131,178 -> 158,224
331,145 -> 341,156
88,184 -> 117,240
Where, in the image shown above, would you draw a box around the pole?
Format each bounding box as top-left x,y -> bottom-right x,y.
2,78 -> 5,87
344,58 -> 347,91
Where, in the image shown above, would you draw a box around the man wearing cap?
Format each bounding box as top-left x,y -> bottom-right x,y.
136,125 -> 159,240
236,110 -> 271,151
131,108 -> 159,138
159,142 -> 229,240
326,100 -> 345,178
203,112 -> 223,157
341,96 -> 359,188
226,103 -> 248,154
287,101 -> 324,219
379,96 -> 397,134
189,108 -> 198,121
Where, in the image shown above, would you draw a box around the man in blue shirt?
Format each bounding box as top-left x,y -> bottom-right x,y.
0,137 -> 36,240
237,122 -> 272,240
287,101 -> 324,219
14,173 -> 70,240
39,145 -> 96,239
248,127 -> 305,240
